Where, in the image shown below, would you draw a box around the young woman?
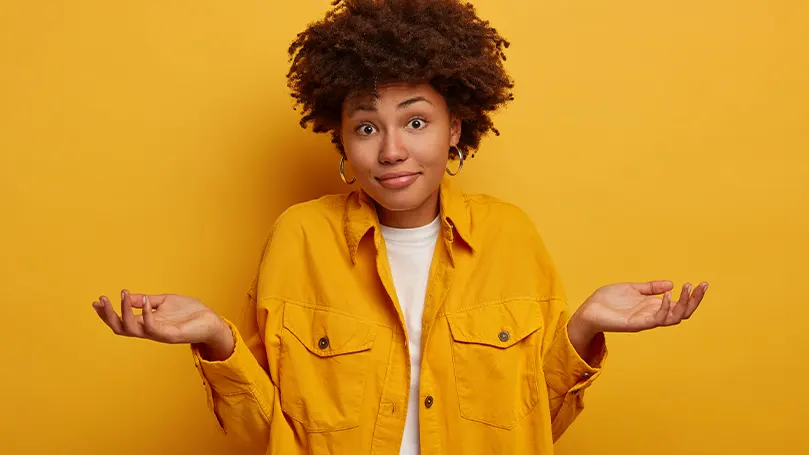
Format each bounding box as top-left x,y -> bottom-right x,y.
92,1 -> 708,454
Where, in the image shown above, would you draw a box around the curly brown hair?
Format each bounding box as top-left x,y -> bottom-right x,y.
286,0 -> 514,158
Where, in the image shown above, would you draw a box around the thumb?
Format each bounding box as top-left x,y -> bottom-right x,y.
141,295 -> 162,339
631,280 -> 674,295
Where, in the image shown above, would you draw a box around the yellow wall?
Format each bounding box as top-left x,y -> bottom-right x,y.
1,1 -> 807,453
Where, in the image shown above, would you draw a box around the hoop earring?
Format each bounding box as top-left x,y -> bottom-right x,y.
446,146 -> 464,176
340,154 -> 356,184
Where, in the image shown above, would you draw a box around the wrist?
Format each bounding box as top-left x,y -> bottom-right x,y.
567,311 -> 602,367
568,309 -> 599,341
198,317 -> 234,362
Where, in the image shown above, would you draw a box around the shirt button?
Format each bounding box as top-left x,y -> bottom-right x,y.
498,331 -> 510,342
581,372 -> 592,379
318,337 -> 330,349
424,396 -> 434,408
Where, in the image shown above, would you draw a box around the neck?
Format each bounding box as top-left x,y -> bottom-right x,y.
376,189 -> 440,228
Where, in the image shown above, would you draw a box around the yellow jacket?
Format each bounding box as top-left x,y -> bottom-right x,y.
191,180 -> 607,454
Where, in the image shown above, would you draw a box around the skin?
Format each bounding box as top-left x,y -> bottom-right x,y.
339,82 -> 462,228
92,82 -> 709,365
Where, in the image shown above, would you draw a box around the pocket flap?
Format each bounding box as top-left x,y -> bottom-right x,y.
447,300 -> 542,348
283,304 -> 377,357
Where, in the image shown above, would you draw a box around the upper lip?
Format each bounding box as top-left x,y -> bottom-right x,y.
376,171 -> 420,180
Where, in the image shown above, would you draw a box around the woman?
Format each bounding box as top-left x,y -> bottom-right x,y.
92,1 -> 708,454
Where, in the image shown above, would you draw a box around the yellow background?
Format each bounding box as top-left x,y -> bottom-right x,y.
1,0 -> 807,454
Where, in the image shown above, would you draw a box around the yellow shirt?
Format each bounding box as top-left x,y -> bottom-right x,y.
191,180 -> 607,454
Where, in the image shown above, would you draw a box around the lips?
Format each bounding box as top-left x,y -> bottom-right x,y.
376,171 -> 421,189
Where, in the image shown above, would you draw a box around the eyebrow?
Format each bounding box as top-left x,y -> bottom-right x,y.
397,96 -> 432,109
347,96 -> 433,117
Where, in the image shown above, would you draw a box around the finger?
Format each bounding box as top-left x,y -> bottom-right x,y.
684,282 -> 708,319
95,296 -> 124,335
632,280 -> 674,296
126,293 -> 168,309
668,283 -> 691,324
120,290 -> 145,337
653,291 -> 671,327
141,295 -> 161,339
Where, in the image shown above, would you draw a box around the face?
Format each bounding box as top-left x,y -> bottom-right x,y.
340,82 -> 461,227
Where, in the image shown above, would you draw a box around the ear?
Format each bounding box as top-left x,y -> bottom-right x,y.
449,116 -> 462,147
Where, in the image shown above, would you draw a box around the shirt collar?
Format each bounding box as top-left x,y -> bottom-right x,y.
344,179 -> 475,264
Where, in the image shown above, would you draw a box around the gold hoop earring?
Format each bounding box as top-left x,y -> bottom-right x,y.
446,146 -> 464,176
340,154 -> 356,184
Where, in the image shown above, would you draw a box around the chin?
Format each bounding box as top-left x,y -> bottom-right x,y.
373,192 -> 423,212
369,185 -> 433,213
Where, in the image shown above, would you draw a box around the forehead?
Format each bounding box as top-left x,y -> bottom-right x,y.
343,82 -> 445,111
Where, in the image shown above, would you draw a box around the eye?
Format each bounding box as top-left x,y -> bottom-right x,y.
356,124 -> 376,136
407,118 -> 427,130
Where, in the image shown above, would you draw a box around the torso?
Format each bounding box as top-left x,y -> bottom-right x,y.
255,184 -> 568,454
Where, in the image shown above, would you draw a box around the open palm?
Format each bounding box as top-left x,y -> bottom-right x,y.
576,280 -> 708,333
92,290 -> 224,344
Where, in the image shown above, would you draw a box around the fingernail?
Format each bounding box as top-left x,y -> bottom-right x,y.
143,295 -> 147,305
121,290 -> 125,300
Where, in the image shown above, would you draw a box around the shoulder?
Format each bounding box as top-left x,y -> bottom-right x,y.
254,193 -> 350,260
269,193 -> 349,237
254,192 -> 350,271
462,191 -> 565,299
464,192 -> 539,236
463,191 -> 555,257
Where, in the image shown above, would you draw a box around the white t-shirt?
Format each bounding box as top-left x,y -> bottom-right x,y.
379,216 -> 440,455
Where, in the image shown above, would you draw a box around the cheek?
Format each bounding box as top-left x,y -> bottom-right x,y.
408,136 -> 449,169
343,140 -> 377,175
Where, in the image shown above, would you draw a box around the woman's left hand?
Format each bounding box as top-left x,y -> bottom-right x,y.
571,280 -> 709,336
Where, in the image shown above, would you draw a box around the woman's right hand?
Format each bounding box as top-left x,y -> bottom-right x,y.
92,289 -> 234,361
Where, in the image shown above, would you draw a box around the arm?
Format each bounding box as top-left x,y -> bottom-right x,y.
544,280 -> 709,441
91,212 -> 308,452
512,205 -> 708,440
541,299 -> 607,442
191,309 -> 278,452
91,288 -> 277,452
91,288 -> 279,453
191,234 -> 286,451
513,210 -> 607,440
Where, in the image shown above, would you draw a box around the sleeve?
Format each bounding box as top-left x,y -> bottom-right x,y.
513,204 -> 608,441
541,298 -> 608,442
191,318 -> 276,448
189,226 -> 285,452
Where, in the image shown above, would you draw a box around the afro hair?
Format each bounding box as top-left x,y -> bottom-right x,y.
286,0 -> 515,158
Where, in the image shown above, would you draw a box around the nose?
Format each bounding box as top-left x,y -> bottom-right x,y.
378,130 -> 408,164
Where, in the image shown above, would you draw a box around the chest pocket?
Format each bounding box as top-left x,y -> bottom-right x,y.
447,300 -> 543,429
280,304 -> 378,432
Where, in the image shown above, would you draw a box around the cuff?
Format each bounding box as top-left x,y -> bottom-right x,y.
544,324 -> 607,396
191,318 -> 262,420
192,318 -> 262,395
